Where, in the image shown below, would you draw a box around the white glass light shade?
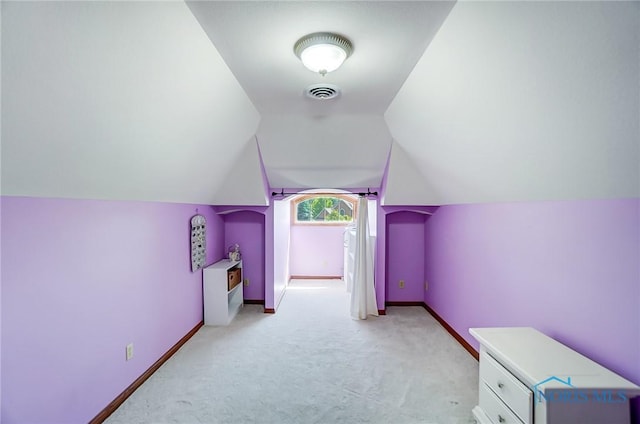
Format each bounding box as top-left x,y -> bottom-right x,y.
294,32 -> 353,75
299,43 -> 347,74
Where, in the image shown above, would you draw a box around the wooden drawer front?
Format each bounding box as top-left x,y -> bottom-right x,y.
480,352 -> 532,423
227,268 -> 241,291
480,383 -> 524,424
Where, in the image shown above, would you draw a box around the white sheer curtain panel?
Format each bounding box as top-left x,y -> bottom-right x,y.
350,196 -> 378,320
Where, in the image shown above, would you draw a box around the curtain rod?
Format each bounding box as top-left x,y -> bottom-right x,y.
271,189 -> 378,197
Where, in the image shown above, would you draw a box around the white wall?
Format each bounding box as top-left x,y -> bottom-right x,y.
1,1 -> 260,204
213,137 -> 268,206
385,2 -> 640,205
257,115 -> 392,189
273,198 -> 291,306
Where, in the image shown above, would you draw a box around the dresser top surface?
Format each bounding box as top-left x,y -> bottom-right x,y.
470,327 -> 639,391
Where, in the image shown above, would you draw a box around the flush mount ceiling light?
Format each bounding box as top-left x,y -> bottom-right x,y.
294,32 -> 353,76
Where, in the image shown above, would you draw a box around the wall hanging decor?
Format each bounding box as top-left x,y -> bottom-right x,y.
191,214 -> 206,272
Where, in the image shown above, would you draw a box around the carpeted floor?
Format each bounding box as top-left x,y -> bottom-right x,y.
105,279 -> 479,423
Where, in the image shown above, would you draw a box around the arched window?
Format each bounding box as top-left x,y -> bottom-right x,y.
292,194 -> 357,225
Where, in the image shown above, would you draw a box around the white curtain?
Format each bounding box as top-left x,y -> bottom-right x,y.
350,196 -> 379,320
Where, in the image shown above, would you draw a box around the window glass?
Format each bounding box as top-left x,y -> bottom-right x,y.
293,196 -> 356,224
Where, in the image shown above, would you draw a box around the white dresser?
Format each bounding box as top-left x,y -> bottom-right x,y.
470,327 -> 639,424
203,259 -> 243,326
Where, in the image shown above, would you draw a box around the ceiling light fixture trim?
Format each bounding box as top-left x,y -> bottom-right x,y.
294,32 -> 353,76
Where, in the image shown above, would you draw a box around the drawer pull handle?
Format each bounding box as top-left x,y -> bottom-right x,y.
497,382 -> 504,389
498,415 -> 505,423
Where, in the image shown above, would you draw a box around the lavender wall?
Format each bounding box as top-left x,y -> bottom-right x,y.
375,203 -> 387,310
386,212 -> 426,302
290,225 -> 346,277
223,211 -> 265,301
424,199 -> 640,418
0,197 -> 3,416
1,196 -> 223,423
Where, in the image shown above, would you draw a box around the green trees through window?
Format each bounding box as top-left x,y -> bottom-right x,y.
295,196 -> 355,223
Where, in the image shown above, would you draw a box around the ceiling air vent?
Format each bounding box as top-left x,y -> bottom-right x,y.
305,84 -> 341,100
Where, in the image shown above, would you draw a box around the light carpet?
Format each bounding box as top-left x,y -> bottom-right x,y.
105,279 -> 479,424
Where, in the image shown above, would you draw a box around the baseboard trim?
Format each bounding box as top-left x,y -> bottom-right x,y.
264,308 -> 276,314
89,321 -> 203,423
386,301 -> 424,307
290,275 -> 343,280
243,299 -> 265,305
422,303 -> 479,361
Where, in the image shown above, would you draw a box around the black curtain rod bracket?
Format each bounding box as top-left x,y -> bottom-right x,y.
271,189 -> 378,197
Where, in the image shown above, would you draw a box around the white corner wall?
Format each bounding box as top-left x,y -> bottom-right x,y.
385,2 -> 640,205
273,198 -> 291,304
212,137 -> 268,206
1,1 -> 260,204
382,142 -> 440,206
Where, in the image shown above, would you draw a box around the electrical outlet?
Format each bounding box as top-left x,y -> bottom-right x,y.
126,343 -> 134,361
399,280 -> 405,289
425,281 -> 429,291
243,279 -> 249,286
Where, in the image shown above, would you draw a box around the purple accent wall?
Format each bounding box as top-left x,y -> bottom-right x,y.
290,225 -> 346,277
223,211 -> 265,301
386,212 -> 426,302
0,197 -> 3,416
0,196 -> 223,423
375,203 -> 387,310
424,199 -> 640,419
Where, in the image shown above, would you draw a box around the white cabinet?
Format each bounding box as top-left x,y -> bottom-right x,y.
203,259 -> 243,326
470,327 -> 640,424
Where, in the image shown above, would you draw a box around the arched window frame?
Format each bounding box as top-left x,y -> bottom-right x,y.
291,194 -> 358,226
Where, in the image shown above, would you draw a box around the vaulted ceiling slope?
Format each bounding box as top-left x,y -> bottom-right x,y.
1,1 -> 260,205
187,1 -> 455,190
2,2 -> 637,207
385,1 -> 640,205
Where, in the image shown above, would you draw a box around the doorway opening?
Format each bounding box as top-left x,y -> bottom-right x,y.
272,189 -> 377,311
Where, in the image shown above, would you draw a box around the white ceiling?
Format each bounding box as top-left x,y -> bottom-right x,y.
186,0 -> 455,189
2,1 -> 638,205
186,1 -> 454,116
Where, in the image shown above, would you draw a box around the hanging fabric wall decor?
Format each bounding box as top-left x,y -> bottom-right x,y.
191,214 -> 206,272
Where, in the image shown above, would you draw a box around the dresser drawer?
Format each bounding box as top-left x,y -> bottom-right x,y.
480,383 -> 524,424
480,351 -> 532,423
